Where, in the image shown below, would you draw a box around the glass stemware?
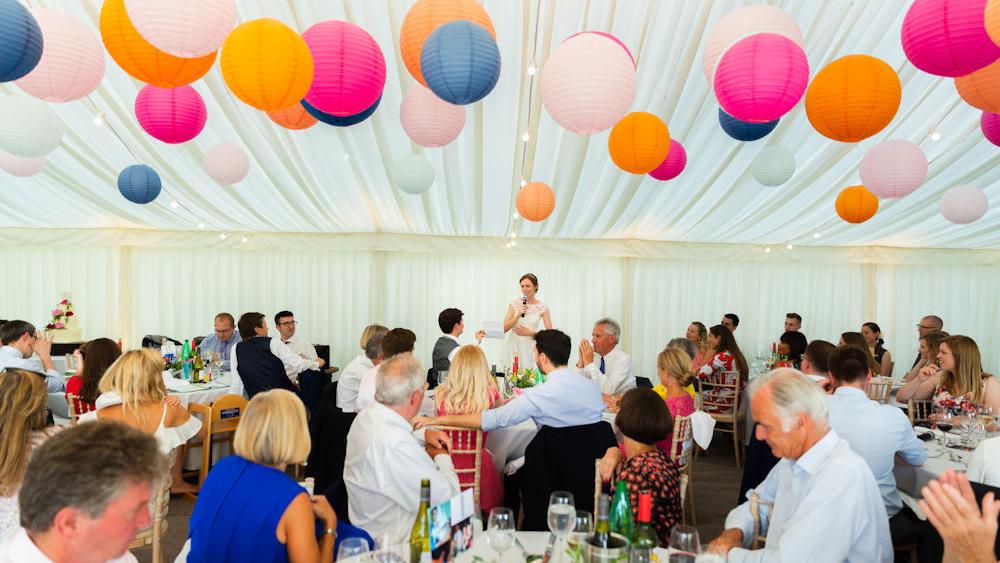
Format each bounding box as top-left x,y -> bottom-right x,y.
548,491 -> 575,562
335,537 -> 369,560
486,507 -> 515,562
668,525 -> 701,563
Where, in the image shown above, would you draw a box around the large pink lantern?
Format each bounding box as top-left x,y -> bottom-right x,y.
981,111 -> 1000,146
702,5 -> 803,82
400,85 -> 465,147
540,32 -> 636,135
566,31 -> 635,67
714,33 -> 809,123
859,140 -> 927,199
648,139 -> 687,181
203,142 -> 249,185
124,0 -> 235,58
15,9 -> 105,102
902,0 -> 1000,77
0,148 -> 46,177
940,185 -> 989,224
134,85 -> 207,144
302,20 -> 386,117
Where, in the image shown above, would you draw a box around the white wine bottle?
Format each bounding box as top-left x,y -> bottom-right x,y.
409,479 -> 431,563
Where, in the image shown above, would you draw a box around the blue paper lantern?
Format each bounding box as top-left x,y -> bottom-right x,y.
302,95 -> 381,127
0,0 -> 44,82
117,164 -> 162,204
420,20 -> 500,105
718,108 -> 779,142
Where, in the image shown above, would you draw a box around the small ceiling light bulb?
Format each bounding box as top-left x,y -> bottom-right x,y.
930,130 -> 941,141
92,113 -> 105,126
510,240 -> 517,247
520,178 -> 527,187
512,212 -> 519,219
527,64 -> 537,76
521,132 -> 530,142
813,232 -> 821,239
511,232 -> 517,238
342,153 -> 350,160
241,235 -> 249,243
170,199 -> 179,209
197,222 -> 205,230
219,232 -> 227,240
764,247 -> 772,253
786,243 -> 794,250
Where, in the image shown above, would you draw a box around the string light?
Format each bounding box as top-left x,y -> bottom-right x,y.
930,130 -> 941,141
512,212 -> 519,219
813,232 -> 821,239
170,199 -> 179,209
510,240 -> 517,247
520,178 -> 527,187
521,132 -> 530,142
764,247 -> 772,253
511,232 -> 517,238
197,222 -> 205,230
219,232 -> 227,240
92,113 -> 105,126
241,235 -> 249,243
527,64 -> 537,76
785,243 -> 794,250
342,153 -> 350,160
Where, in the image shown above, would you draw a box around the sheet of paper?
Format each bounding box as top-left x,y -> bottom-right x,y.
482,320 -> 504,339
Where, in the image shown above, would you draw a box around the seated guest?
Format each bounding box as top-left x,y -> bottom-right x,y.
840,331 -> 881,375
650,347 -> 696,455
685,322 -> 712,370
274,310 -> 319,365
721,313 -> 740,333
911,315 -> 944,369
0,370 -> 61,545
784,313 -> 802,333
229,312 -> 323,399
897,335 -> 1000,415
344,353 -> 460,543
0,320 -> 64,392
774,331 -> 807,369
337,326 -> 388,412
903,330 -> 949,382
432,308 -> 485,380
697,325 -> 749,413
355,328 -> 416,412
186,389 -> 337,562
0,420 -> 170,562
862,322 -> 894,377
800,339 -> 835,389
919,469 -> 1000,563
576,318 -> 636,395
707,369 -> 892,562
198,313 -> 240,371
663,339 -> 697,398
65,338 -> 120,413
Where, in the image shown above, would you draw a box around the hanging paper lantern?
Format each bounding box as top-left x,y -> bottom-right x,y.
117,164 -> 161,204
123,0 -> 235,58
400,0 -> 496,87
100,0 -> 216,88
267,104 -> 318,131
718,109 -> 778,142
420,20 -> 501,105
134,85 -> 207,144
203,142 -> 249,185
516,182 -> 555,222
608,112 -> 670,174
0,148 -> 45,177
902,0 -> 1000,77
805,55 -> 901,142
987,0 -> 1000,46
702,5 -> 803,82
835,185 -> 879,224
220,18 -> 315,111
400,85 -> 465,147
0,95 -> 64,157
714,34 -> 809,123
648,140 -> 687,181
981,111 -> 1000,146
541,33 -> 636,135
566,31 -> 635,67
940,185 -> 989,224
15,10 -> 104,103
393,154 -> 435,195
0,0 -> 44,82
955,59 -> 1000,114
859,140 -> 928,199
751,146 -> 795,187
302,96 -> 381,127
302,20 -> 386,116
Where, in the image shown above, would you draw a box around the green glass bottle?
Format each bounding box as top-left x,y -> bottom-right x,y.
409,479 -> 431,563
632,490 -> 658,548
192,344 -> 205,384
609,480 -> 634,540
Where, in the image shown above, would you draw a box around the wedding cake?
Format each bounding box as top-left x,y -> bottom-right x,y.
46,292 -> 83,343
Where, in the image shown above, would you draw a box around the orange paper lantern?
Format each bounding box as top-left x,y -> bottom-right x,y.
400,0 -> 495,87
516,182 -> 555,222
956,58 -> 1000,113
267,104 -> 318,130
100,0 -> 216,88
805,55 -> 901,142
987,0 -> 1000,46
608,112 -> 670,174
836,185 -> 879,223
220,18 -> 314,111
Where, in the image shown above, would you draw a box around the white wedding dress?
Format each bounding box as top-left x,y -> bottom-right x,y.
506,298 -> 548,370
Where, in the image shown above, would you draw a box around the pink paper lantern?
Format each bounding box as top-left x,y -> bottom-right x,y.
203,142 -> 249,185
940,185 -> 989,224
124,0 -> 235,58
648,139 -> 687,181
566,31 -> 635,67
15,9 -> 104,103
902,0 -> 1000,77
400,85 -> 465,148
0,148 -> 46,177
702,5 -> 803,82
302,20 -> 386,117
714,33 -> 809,123
981,111 -> 1000,146
134,84 -> 207,144
859,140 -> 928,199
540,32 -> 636,135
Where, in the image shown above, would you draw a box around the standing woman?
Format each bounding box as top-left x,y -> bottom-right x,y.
503,273 -> 552,370
685,322 -> 712,370
861,322 -> 893,377
840,332 -> 881,376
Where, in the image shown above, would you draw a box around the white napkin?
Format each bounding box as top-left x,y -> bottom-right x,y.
690,410 -> 716,450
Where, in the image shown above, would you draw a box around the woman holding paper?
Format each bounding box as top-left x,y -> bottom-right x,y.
502,273 -> 552,370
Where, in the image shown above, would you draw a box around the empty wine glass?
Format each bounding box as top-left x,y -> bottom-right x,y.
486,507 -> 515,562
567,510 -> 593,560
630,546 -> 653,563
669,525 -> 701,563
336,537 -> 369,560
548,491 -> 575,562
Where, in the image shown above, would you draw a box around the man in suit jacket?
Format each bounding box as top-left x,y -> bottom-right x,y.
431,308 -> 485,383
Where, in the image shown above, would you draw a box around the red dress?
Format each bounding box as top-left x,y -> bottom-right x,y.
435,388 -> 503,512
64,375 -> 96,414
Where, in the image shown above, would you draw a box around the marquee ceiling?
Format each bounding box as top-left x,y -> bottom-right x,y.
1,0 -> 999,249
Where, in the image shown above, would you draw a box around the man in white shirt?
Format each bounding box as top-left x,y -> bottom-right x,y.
0,320 -> 64,392
228,312 -> 324,398
708,369 -> 892,563
274,310 -> 319,366
356,328 -> 415,412
344,352 -> 461,544
337,331 -> 384,412
0,420 -> 170,563
576,318 -> 635,395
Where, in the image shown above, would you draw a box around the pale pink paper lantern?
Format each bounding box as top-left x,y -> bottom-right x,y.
15,9 -> 104,103
702,5 -> 803,82
134,84 -> 207,144
0,148 -> 45,177
203,142 -> 249,185
124,0 -> 235,58
648,139 -> 686,181
566,31 -> 635,67
940,185 -> 989,224
540,33 -> 637,135
303,20 -> 386,117
714,33 -> 809,123
902,0 -> 1000,77
400,85 -> 465,147
859,140 -> 928,199
981,111 -> 1000,146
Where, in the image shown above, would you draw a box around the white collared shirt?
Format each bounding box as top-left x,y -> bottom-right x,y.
580,346 -> 636,395
344,402 -> 461,544
337,354 -> 374,413
444,333 -> 462,362
228,338 -> 320,397
281,333 -> 318,367
0,527 -> 137,563
725,430 -> 892,563
355,365 -> 378,412
0,346 -> 65,392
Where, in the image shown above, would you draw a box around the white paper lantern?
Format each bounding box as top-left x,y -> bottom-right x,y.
751,146 -> 795,186
702,5 -> 803,82
0,95 -> 64,157
400,85 -> 465,148
124,0 -> 235,58
203,142 -> 249,185
859,140 -> 927,199
0,148 -> 45,177
15,9 -> 104,103
393,154 -> 434,195
940,185 -> 989,224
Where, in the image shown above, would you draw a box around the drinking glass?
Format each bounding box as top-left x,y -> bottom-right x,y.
568,511 -> 593,560
437,370 -> 449,387
630,546 -> 653,563
486,507 -> 515,562
548,492 -> 575,562
336,537 -> 369,560
668,525 -> 701,563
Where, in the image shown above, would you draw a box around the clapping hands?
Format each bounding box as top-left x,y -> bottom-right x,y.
919,469 -> 1000,563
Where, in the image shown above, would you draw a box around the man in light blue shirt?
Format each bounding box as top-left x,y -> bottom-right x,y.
709,369 -> 892,563
0,320 -> 65,392
197,312 -> 240,371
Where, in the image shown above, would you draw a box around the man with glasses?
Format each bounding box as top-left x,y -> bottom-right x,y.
912,315 -> 944,369
199,313 -> 240,371
274,311 -> 319,365
0,319 -> 64,392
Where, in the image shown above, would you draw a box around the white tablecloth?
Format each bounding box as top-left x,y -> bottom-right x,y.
162,371 -> 233,407
894,429 -> 968,497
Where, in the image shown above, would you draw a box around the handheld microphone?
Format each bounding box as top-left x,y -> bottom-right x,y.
521,297 -> 527,317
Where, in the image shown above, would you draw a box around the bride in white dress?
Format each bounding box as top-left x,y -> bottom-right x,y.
503,273 -> 553,370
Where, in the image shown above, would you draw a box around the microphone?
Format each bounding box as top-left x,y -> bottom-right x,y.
521,297 -> 527,317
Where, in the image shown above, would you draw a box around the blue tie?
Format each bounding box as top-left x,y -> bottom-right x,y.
599,357 -> 605,374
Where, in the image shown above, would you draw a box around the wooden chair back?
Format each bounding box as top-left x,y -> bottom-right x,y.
670,415 -> 693,471
128,477 -> 171,563
66,393 -> 95,425
867,379 -> 892,403
909,399 -> 934,425
749,490 -> 773,550
188,394 -> 247,486
697,371 -> 742,419
438,426 -> 483,509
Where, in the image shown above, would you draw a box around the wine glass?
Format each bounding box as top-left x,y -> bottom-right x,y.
486,507 -> 515,562
668,525 -> 701,563
568,510 -> 593,560
630,546 -> 653,563
548,491 -> 575,562
336,537 -> 369,560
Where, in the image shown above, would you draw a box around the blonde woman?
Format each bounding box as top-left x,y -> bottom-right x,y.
685,322 -> 712,370
897,335 -> 1000,415
0,370 -> 62,544
652,347 -> 696,456
185,389 -> 337,562
79,348 -> 203,494
903,331 -> 949,382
